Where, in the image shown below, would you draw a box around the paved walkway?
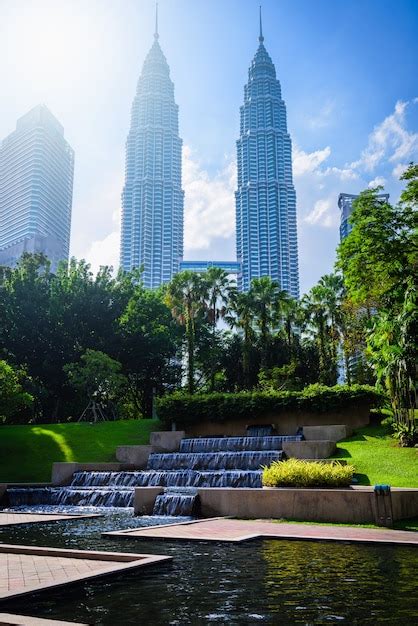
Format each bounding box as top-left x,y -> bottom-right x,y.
0,613 -> 87,625
0,544 -> 170,601
105,517 -> 418,546
0,512 -> 99,527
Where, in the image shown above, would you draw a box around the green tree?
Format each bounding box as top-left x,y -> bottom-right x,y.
64,349 -> 127,421
226,289 -> 257,389
203,267 -> 231,391
367,280 -> 417,445
165,271 -> 206,394
302,280 -> 338,386
119,286 -> 182,416
249,277 -> 280,368
337,179 -> 417,311
0,360 -> 33,423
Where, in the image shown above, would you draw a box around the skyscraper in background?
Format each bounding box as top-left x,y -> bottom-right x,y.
120,11 -> 184,287
0,104 -> 74,270
235,12 -> 299,296
338,192 -> 389,240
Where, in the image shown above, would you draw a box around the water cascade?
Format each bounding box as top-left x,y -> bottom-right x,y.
152,488 -> 200,517
6,434 -> 303,510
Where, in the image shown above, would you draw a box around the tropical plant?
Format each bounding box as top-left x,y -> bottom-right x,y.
367,280 -> 417,446
250,277 -> 281,367
203,267 -> 231,391
164,271 -> 206,394
225,289 -> 256,388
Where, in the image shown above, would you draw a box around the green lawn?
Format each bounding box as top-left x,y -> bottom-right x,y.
271,517 -> 418,532
331,424 -> 418,488
0,419 -> 161,483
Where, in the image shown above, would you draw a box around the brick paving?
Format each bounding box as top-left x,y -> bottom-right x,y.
0,512 -> 99,527
0,613 -> 88,625
105,517 -> 418,545
0,545 -> 171,601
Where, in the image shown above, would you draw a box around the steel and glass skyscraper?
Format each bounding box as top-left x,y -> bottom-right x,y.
120,13 -> 184,287
235,12 -> 299,297
0,104 -> 74,270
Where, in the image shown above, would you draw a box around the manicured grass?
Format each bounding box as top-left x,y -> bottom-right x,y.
331,424 -> 418,488
271,517 -> 418,532
0,419 -> 161,483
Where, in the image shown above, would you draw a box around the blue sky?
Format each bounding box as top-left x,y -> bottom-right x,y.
0,0 -> 417,294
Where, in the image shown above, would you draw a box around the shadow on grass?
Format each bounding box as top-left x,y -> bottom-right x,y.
353,473 -> 370,485
332,447 -> 352,459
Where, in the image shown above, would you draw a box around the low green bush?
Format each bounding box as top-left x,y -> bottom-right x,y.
262,458 -> 355,488
157,384 -> 382,427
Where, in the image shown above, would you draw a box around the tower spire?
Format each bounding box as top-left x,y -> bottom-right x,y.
259,6 -> 264,43
154,3 -> 159,40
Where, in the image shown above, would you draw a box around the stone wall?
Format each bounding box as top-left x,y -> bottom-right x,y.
51,463 -> 123,486
133,486 -> 418,525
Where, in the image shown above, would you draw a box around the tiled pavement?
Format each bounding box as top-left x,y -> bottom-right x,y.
0,613 -> 88,625
105,517 -> 418,545
0,545 -> 171,601
0,513 -> 99,527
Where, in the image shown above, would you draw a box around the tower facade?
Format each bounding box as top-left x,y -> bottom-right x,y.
338,192 -> 389,240
120,17 -> 184,287
0,104 -> 74,271
235,14 -> 299,297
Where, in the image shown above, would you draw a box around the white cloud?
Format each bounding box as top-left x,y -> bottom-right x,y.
293,145 -> 331,177
183,145 -> 236,252
82,209 -> 120,274
76,146 -> 237,272
368,176 -> 386,188
71,169 -> 123,271
356,99 -> 418,172
392,163 -> 409,179
304,198 -> 337,228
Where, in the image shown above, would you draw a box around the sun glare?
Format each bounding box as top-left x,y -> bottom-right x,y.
3,1 -> 104,93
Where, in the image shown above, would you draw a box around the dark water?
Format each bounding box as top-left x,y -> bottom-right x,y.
0,509 -> 417,625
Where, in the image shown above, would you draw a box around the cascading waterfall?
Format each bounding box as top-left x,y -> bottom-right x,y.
146,450 -> 282,471
5,434 -> 303,511
179,435 -> 302,454
152,488 -> 199,517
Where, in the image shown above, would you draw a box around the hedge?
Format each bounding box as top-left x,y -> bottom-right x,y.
156,384 -> 383,427
262,458 -> 355,488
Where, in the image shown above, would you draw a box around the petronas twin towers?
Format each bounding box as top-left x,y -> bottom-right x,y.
120,10 -> 299,298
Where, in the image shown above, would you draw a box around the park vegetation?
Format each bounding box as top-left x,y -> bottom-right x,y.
262,458 -> 355,489
0,165 -> 416,445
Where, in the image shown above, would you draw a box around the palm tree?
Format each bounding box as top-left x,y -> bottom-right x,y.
278,295 -> 301,359
165,271 -> 206,394
203,267 -> 231,391
249,277 -> 280,368
302,285 -> 331,384
225,289 -> 255,389
302,273 -> 344,385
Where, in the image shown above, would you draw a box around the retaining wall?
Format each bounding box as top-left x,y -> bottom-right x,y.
51,463 -> 124,486
133,486 -> 418,525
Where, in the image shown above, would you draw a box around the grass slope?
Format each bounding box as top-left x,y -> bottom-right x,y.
332,424 -> 417,488
0,419 -> 160,483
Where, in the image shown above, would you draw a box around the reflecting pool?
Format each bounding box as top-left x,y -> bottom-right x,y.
0,509 -> 417,625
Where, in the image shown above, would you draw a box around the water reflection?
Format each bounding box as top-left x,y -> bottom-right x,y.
262,539 -> 418,623
0,513 -> 417,625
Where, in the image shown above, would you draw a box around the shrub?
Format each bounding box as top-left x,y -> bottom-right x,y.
156,384 -> 383,427
262,458 -> 355,488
